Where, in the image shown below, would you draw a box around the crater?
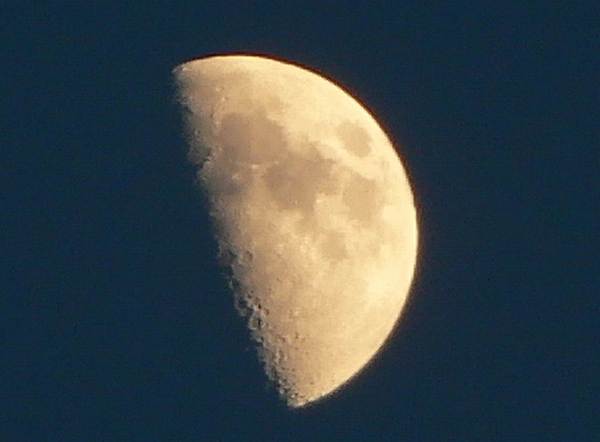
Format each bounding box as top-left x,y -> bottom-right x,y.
320,230 -> 348,261
263,144 -> 336,214
342,173 -> 382,226
202,110 -> 288,197
336,121 -> 372,157
218,111 -> 287,165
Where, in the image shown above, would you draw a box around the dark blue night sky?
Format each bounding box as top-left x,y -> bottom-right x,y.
4,3 -> 597,441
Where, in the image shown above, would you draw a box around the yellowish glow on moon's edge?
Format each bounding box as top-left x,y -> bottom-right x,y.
174,55 -> 418,407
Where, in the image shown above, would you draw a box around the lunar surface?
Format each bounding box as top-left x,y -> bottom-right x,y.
174,55 -> 418,407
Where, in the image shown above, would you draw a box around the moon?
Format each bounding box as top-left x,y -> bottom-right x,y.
173,55 -> 418,407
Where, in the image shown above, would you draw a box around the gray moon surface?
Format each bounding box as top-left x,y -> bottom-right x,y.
173,55 -> 418,407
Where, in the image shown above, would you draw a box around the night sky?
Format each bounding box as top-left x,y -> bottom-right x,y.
4,3 -> 597,441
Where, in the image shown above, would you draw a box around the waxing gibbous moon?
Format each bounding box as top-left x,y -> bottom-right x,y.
174,55 -> 418,407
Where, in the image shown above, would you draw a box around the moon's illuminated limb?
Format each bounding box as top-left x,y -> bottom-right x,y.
174,55 -> 418,407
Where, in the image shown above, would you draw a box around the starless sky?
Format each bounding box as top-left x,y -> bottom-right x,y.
3,2 -> 597,441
